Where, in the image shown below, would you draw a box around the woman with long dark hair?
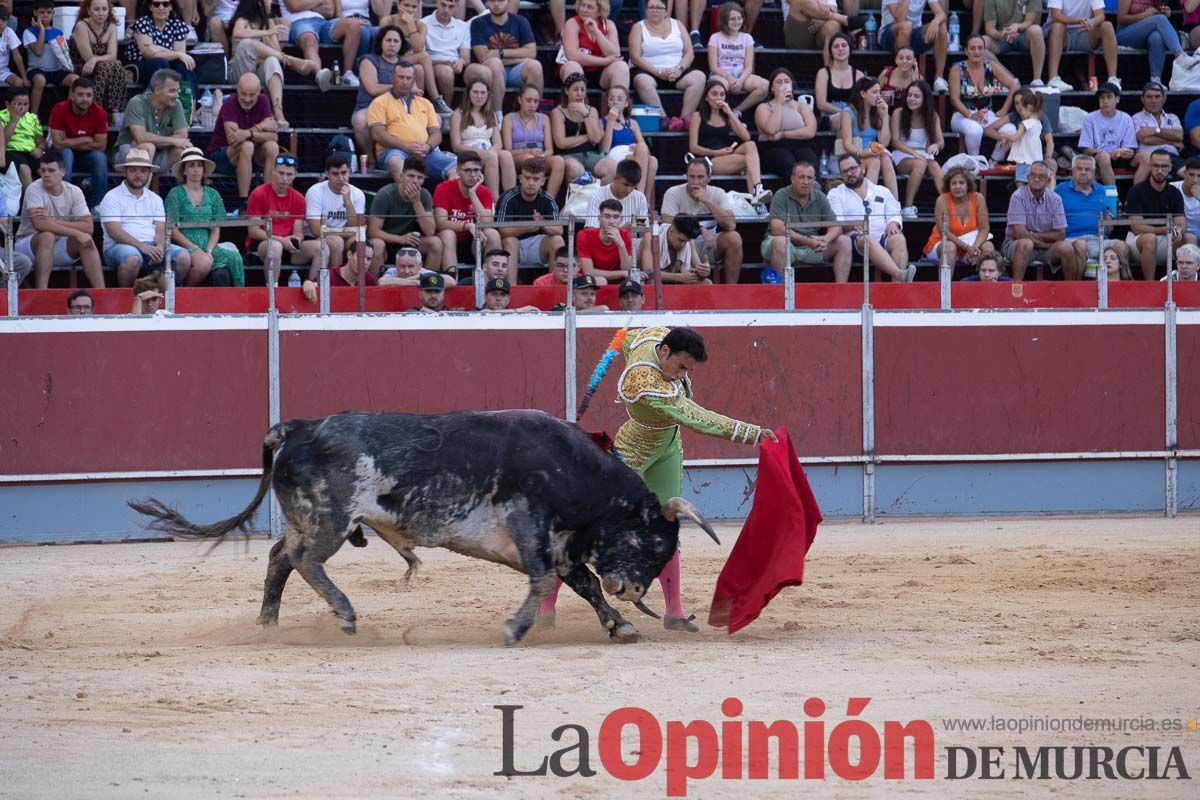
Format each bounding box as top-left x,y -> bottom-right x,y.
753,68 -> 819,180
890,80 -> 944,219
814,31 -> 864,134
840,76 -> 899,200
69,0 -> 127,117
689,78 -> 770,203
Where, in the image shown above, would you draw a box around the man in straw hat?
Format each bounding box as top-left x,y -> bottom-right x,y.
98,146 -> 201,288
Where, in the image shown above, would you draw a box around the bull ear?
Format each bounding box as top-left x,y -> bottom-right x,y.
661,497 -> 720,545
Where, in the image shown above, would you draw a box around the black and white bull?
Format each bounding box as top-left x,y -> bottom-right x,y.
130,410 -> 718,644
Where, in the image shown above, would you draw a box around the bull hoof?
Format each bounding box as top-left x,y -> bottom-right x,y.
255,614 -> 278,627
340,622 -> 357,635
609,622 -> 640,643
503,620 -> 527,646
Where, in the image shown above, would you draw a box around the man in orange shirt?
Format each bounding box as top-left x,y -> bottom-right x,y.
367,61 -> 458,183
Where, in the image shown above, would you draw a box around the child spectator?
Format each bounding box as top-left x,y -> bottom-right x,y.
2,89 -> 46,188
706,3 -> 768,118
593,85 -> 656,193
0,8 -> 30,97
24,0 -> 76,115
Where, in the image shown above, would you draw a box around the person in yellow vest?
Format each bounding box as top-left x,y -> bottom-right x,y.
541,325 -> 776,632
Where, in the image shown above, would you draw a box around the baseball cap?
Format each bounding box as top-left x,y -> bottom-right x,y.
419,273 -> 446,290
572,274 -> 597,290
484,277 -> 511,294
618,280 -> 643,296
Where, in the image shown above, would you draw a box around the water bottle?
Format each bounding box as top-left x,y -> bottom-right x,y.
864,13 -> 877,50
332,60 -> 342,86
819,150 -> 830,178
288,270 -> 302,288
199,87 -> 214,131
948,12 -> 961,53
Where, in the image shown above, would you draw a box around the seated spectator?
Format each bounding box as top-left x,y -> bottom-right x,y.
552,273 -> 609,312
948,35 -> 1018,155
470,0 -> 543,102
422,0 -> 474,104
479,277 -> 538,312
639,215 -> 713,284
890,80 -> 944,219
628,0 -> 705,132
828,153 -> 915,281
922,165 -> 995,269
48,78 -> 109,208
246,152 -> 323,281
559,0 -> 628,91
411,271 -> 448,312
1102,245 -> 1133,280
880,0 -> 949,94
207,73 -> 279,211
1045,0 -> 1119,92
690,79 -> 772,204
1001,159 -> 1074,280
496,157 -> 565,272
1130,81 -> 1184,184
379,245 -> 458,287
986,85 -> 1056,174
433,150 -> 502,269
229,0 -> 326,129
1116,0 -> 1181,86
130,272 -> 166,314
282,0 -> 361,90
661,157 -> 744,283
205,0 -> 238,56
127,0 -> 200,108
983,0 -> 1047,88
754,68 -> 819,186
1188,0 -> 1200,50
353,25 -> 406,162
0,191 -> 33,285
533,244 -> 572,286
1079,81 -> 1137,185
503,84 -> 568,199
166,147 -> 245,286
878,47 -> 922,108
98,147 -> 198,287
307,154 -> 385,277
0,9 -> 29,97
383,0 -> 454,114
450,78 -> 514,197
461,247 -> 512,284
815,33 -> 864,136
707,3 -> 768,116
552,73 -> 605,184
785,0 -> 849,63
762,161 -> 850,281
618,279 -> 645,310
17,149 -> 102,289
301,239 -> 380,302
67,289 -> 95,314
1170,156 -> 1200,241
24,0 -> 77,115
114,68 -> 192,174
368,155 -> 443,270
1125,149 -> 1197,279
960,252 -> 1014,281
368,60 -> 458,183
584,159 -> 650,232
1053,153 -> 1127,274
576,198 -> 630,282
840,77 -> 901,203
2,89 -> 46,189
1163,242 -> 1200,281
70,0 -> 128,122
595,85 -> 657,194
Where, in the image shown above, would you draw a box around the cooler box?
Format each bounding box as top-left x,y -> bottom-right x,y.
55,6 -> 127,42
632,105 -> 661,133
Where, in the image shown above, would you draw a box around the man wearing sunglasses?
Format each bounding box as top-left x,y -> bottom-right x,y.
246,152 -> 323,282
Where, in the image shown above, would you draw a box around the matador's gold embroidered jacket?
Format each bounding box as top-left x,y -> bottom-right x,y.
613,327 -> 762,468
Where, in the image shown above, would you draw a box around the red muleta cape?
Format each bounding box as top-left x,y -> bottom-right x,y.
708,427 -> 822,634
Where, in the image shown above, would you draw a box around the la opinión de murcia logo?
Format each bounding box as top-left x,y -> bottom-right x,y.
494,699 -> 1191,797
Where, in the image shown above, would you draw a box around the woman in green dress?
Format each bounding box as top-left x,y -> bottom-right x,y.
165,147 -> 245,286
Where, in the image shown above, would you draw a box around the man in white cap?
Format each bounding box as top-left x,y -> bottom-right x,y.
98,146 -> 199,288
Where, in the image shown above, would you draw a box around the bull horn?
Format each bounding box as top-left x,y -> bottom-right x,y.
633,600 -> 661,619
661,498 -> 720,545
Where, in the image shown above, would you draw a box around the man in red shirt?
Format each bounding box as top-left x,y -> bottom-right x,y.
575,198 -> 630,283
432,150 -> 502,270
246,153 -> 322,283
207,74 -> 280,210
47,78 -> 108,207
532,246 -> 571,286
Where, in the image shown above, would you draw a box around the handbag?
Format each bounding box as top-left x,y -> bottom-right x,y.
1169,51 -> 1200,92
562,180 -> 602,220
0,163 -> 21,218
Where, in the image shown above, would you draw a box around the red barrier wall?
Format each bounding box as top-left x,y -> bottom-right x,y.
1179,325 -> 1200,451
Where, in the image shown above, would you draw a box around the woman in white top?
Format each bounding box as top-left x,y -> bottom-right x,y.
706,2 -> 768,117
628,0 -> 706,132
889,80 -> 944,219
450,78 -> 514,197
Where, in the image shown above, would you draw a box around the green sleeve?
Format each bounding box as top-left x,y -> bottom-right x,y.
164,186 -> 182,224
642,394 -> 762,445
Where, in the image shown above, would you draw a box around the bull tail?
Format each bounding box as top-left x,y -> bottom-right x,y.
128,423 -> 289,543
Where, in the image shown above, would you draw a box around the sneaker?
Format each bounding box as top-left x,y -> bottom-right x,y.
933,76 -> 949,94
184,24 -> 198,44
432,96 -> 453,115
316,68 -> 333,92
751,184 -> 773,205
342,71 -> 360,88
900,264 -> 917,283
664,615 -> 699,633
1047,75 -> 1073,92
760,266 -> 782,284
690,30 -> 702,48
572,171 -> 594,185
902,205 -> 918,220
1029,78 -> 1045,88
1107,75 -> 1122,90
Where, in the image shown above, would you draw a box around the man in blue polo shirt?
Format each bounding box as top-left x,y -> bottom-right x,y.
1055,153 -> 1128,278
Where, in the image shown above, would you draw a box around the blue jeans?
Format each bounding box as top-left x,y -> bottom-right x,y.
61,149 -> 108,207
1117,15 -> 1182,80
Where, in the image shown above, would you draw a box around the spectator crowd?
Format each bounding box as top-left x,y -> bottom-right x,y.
2,0 -> 1200,306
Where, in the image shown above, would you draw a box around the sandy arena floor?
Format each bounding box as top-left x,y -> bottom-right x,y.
0,516 -> 1197,799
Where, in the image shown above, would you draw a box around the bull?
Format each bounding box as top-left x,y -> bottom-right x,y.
130,410 -> 718,644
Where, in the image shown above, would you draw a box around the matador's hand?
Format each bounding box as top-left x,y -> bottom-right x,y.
760,428 -> 778,443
